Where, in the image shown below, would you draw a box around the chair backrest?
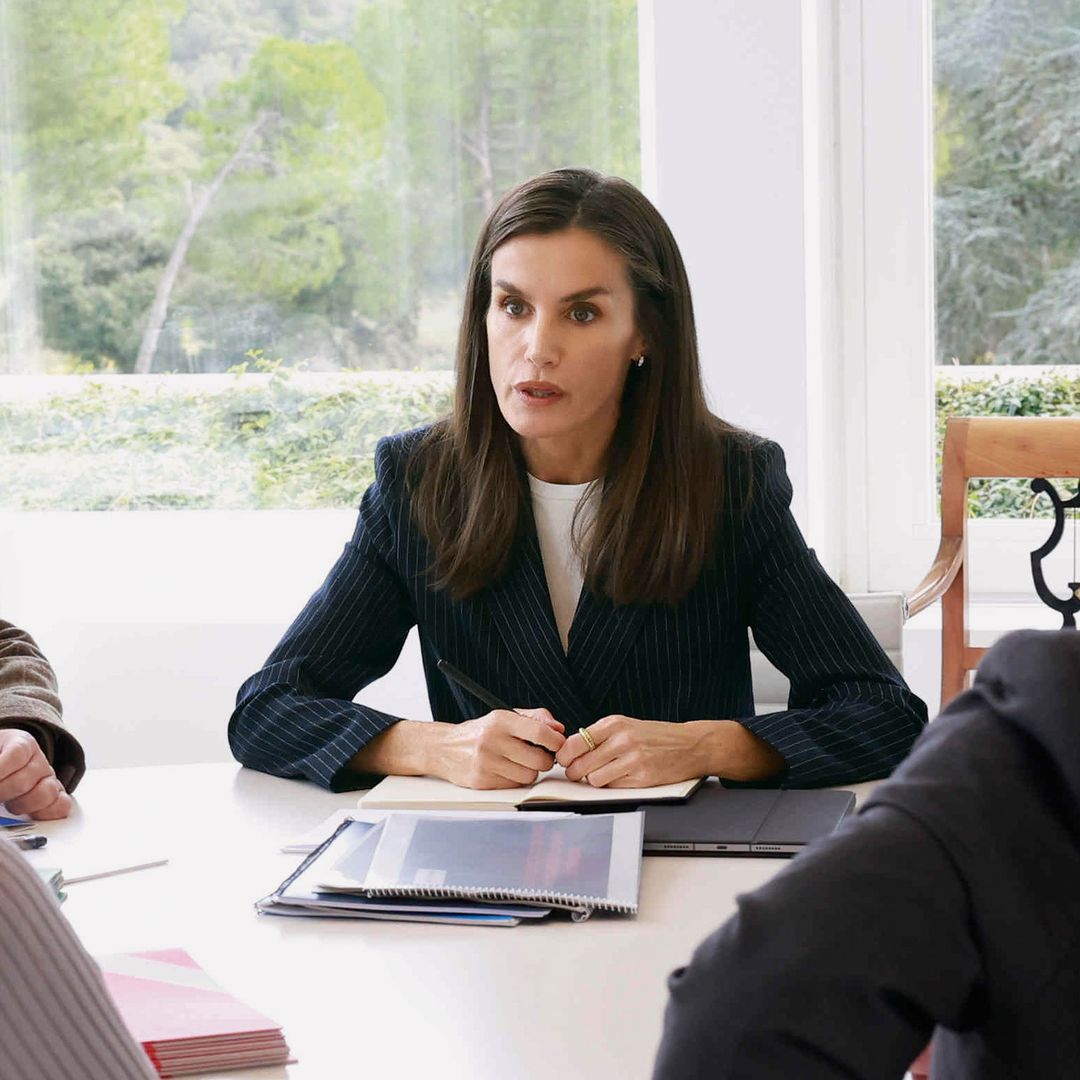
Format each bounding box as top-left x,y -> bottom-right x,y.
751,591 -> 906,714
908,416 -> 1080,709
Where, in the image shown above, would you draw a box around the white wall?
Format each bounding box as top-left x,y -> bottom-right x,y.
2,511 -> 433,767
640,0 -> 817,536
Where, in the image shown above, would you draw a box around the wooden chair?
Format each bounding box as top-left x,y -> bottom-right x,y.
908,416 -> 1080,710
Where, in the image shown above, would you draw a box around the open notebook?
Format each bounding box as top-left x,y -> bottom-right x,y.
358,765 -> 702,811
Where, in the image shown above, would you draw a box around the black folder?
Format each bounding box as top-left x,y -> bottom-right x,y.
642,783 -> 856,856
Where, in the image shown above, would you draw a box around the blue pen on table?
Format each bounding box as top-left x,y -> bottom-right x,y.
14,834 -> 47,851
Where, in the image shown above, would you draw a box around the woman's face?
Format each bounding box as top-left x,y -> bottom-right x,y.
485,227 -> 645,480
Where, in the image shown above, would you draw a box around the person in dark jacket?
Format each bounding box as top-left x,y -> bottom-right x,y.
653,628 -> 1080,1080
230,168 -> 926,794
0,619 -> 84,817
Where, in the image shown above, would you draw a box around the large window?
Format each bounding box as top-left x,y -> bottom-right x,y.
935,0 -> 1080,370
0,0 -> 639,510
934,0 -> 1080,522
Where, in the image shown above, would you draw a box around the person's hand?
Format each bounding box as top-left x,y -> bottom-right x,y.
0,728 -> 72,819
436,708 -> 565,789
556,715 -> 706,788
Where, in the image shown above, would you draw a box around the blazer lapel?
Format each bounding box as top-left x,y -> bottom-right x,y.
482,530 -> 595,728
566,587 -> 647,713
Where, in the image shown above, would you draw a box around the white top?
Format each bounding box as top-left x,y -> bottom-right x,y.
528,474 -> 600,652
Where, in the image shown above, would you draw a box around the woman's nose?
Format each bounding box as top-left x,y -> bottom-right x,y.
524,316 -> 561,369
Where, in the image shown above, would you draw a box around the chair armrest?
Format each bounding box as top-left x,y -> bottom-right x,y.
906,537 -> 963,618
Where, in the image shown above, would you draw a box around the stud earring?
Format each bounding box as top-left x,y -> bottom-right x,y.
633,354 -> 646,368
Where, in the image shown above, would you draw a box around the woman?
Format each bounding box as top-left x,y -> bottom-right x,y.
230,168 -> 926,793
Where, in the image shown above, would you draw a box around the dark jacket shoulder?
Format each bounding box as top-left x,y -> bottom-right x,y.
371,423 -> 435,491
870,629 -> 1080,841
973,629 -> 1080,819
718,432 -> 788,504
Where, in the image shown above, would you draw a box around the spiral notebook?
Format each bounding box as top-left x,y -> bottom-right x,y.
259,818 -> 550,926
320,812 -> 645,919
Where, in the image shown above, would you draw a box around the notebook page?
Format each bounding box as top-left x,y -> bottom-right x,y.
358,765 -> 699,810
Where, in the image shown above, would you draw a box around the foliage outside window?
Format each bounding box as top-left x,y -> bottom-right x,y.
934,0 -> 1080,366
0,360 -> 452,510
0,0 -> 639,379
936,369 -> 1080,517
3,366 -> 1076,513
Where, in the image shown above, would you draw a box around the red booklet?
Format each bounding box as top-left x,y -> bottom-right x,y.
98,948 -> 293,1076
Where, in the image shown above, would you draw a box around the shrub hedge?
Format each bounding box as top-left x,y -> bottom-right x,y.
936,370 -> 1080,518
0,367 -> 452,510
2,367 -> 1076,513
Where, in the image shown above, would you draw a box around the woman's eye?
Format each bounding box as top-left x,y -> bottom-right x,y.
502,298 -> 526,317
569,307 -> 596,324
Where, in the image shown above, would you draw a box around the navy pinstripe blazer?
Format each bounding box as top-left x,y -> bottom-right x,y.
230,427 -> 927,791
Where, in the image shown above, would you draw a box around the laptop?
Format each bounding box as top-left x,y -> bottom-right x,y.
642,783 -> 856,856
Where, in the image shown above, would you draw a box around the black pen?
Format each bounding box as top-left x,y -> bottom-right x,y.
436,659 -> 512,712
14,834 -> 47,851
437,659 -> 564,757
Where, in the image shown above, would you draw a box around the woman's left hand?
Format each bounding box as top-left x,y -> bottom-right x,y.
555,715 -> 708,788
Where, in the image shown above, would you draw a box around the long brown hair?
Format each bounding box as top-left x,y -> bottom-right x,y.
408,167 -> 746,606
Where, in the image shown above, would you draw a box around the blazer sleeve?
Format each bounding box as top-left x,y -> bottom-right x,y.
0,621 -> 85,792
652,804 -> 980,1080
737,442 -> 927,785
229,437 -> 418,791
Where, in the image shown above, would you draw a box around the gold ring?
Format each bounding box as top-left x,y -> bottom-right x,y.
579,727 -> 597,751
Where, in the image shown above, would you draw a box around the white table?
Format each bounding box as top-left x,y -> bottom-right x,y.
24,765 -> 873,1080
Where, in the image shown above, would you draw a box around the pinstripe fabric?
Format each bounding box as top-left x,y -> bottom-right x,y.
0,837 -> 156,1079
230,427 -> 927,791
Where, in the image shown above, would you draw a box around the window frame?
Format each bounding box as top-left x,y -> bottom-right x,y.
846,0 -> 1075,598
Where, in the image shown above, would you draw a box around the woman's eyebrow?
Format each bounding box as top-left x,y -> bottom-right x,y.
493,279 -> 613,303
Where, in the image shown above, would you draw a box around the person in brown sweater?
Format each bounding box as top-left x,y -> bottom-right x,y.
0,620 -> 84,818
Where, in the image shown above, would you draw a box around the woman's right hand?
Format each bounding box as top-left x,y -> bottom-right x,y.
434,708 -> 565,789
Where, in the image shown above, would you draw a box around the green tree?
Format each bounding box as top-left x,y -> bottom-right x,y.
36,208 -> 171,368
935,0 -> 1080,364
13,0 -> 184,215
2,0 -> 183,369
354,0 -> 640,336
135,37 -> 388,372
7,0 -> 639,374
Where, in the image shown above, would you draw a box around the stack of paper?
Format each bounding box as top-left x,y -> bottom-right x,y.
98,949 -> 293,1076
262,818 -> 552,926
260,811 -> 644,925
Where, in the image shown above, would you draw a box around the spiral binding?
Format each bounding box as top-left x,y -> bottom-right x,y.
364,883 -> 636,916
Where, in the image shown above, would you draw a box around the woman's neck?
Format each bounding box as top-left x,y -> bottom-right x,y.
519,433 -> 609,485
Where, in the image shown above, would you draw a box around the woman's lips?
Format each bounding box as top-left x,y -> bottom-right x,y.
513,382 -> 565,406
